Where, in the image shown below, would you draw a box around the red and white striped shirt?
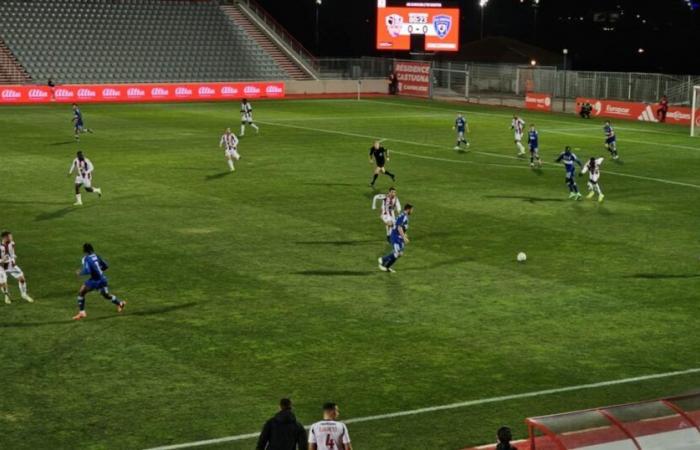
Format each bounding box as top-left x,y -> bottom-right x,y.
220,132 -> 239,150
512,117 -> 525,134
0,241 -> 17,270
69,158 -> 94,179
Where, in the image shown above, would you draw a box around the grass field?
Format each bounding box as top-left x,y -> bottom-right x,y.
1,97 -> 699,450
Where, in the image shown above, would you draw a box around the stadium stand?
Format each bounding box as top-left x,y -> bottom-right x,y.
0,0 -> 313,84
0,37 -> 30,84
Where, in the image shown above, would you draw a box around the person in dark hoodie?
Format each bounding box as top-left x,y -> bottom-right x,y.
496,426 -> 517,450
256,398 -> 307,450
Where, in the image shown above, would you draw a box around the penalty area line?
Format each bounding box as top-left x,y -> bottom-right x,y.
144,367 -> 700,450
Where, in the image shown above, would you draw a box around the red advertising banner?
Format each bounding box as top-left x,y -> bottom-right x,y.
0,82 -> 285,105
576,97 -> 699,126
394,60 -> 431,98
525,92 -> 552,112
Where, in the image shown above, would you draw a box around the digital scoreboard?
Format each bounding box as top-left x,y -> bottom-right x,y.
376,1 -> 460,52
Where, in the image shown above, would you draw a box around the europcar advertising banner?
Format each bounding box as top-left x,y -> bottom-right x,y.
576,97 -> 699,126
0,82 -> 285,104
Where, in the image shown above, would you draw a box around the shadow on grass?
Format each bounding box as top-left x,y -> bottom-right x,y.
295,239 -> 378,246
484,195 -> 566,203
49,141 -> 75,146
35,205 -> 91,221
205,171 -> 232,181
625,273 -> 700,279
294,270 -> 375,276
302,182 -> 358,187
403,256 -> 473,271
0,302 -> 197,328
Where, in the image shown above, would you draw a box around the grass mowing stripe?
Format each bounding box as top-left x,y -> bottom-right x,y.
143,367 -> 700,450
257,120 -> 700,189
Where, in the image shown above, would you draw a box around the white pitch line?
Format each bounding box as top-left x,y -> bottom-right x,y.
256,120 -> 700,190
144,367 -> 700,450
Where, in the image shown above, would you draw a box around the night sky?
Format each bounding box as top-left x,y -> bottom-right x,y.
256,0 -> 700,74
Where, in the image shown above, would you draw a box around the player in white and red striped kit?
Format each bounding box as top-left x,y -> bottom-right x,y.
0,231 -> 34,304
219,128 -> 240,172
372,187 -> 401,242
68,151 -> 102,206
511,114 -> 526,156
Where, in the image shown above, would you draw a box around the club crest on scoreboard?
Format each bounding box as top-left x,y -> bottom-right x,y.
433,15 -> 451,39
385,14 -> 404,37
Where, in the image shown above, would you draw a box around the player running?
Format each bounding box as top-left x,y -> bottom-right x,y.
219,127 -> 240,172
239,98 -> 259,136
308,402 -> 353,450
72,103 -> 93,140
378,203 -> 413,273
581,156 -> 605,202
69,151 -> 102,205
453,113 -> 470,150
555,146 -> 583,200
73,243 -> 125,320
372,187 -> 401,242
369,140 -> 396,188
0,231 -> 33,304
604,121 -> 619,160
527,125 -> 542,168
511,114 -> 526,156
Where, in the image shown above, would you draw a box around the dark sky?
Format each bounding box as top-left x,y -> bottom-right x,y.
256,0 -> 700,74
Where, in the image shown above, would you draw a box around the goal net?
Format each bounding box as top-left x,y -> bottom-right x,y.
692,85 -> 700,137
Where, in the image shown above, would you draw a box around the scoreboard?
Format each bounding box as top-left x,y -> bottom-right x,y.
376,1 -> 460,52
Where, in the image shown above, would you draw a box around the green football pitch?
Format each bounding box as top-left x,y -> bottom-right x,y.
1,97 -> 699,450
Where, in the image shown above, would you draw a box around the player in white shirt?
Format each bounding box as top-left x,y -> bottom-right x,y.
219,128 -> 241,172
308,402 -> 352,450
581,156 -> 605,202
68,151 -> 102,206
240,98 -> 259,136
511,114 -> 526,156
0,231 -> 34,304
372,187 -> 401,242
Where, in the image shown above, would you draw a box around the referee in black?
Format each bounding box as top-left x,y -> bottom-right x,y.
369,140 -> 396,188
256,398 -> 307,450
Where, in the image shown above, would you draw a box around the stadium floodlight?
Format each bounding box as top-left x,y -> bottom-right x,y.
691,86 -> 700,137
479,0 -> 489,6
479,0 -> 489,39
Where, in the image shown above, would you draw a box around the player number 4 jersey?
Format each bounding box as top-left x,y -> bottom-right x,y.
0,241 -> 17,270
308,420 -> 351,450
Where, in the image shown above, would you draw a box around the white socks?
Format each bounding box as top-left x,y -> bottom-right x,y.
227,159 -> 235,171
517,142 -> 525,153
19,281 -> 27,296
251,123 -> 259,132
240,125 -> 245,136
75,194 -> 82,204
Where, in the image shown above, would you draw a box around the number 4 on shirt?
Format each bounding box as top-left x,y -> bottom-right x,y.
326,434 -> 335,449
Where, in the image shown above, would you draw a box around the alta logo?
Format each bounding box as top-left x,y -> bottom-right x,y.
151,87 -> 169,96
1,89 -> 21,99
77,88 -> 96,98
127,87 -> 145,97
605,105 -> 630,115
102,88 -> 121,98
221,86 -> 239,95
175,87 -> 192,96
198,86 -> 215,96
28,89 -> 48,99
666,110 -> 691,120
266,85 -> 283,95
55,88 -> 74,98
244,85 -> 260,95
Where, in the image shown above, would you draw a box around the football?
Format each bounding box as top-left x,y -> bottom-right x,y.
517,252 -> 527,262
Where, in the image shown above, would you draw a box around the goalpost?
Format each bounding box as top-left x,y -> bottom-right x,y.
692,85 -> 700,137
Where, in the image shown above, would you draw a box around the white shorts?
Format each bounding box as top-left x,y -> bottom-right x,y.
381,214 -> 395,226
225,149 -> 240,159
589,174 -> 600,183
2,266 -> 23,280
514,132 -> 523,142
75,176 -> 92,188
241,114 -> 253,124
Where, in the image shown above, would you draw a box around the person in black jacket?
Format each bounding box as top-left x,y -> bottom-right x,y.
496,426 -> 517,450
256,398 -> 307,450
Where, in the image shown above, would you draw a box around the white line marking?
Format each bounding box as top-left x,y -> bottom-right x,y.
256,120 -> 700,190
144,367 -> 700,450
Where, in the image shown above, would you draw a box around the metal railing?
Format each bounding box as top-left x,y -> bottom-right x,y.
235,0 -> 319,72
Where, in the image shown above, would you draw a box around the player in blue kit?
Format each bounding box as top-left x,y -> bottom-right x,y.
527,125 -> 542,168
72,103 -> 93,141
453,113 -> 469,150
603,121 -> 619,160
73,243 -> 125,320
555,146 -> 583,200
378,204 -> 413,273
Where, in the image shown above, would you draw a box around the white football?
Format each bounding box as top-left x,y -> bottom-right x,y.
517,252 -> 527,262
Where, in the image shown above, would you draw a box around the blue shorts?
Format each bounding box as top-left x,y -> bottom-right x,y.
85,278 -> 108,291
391,240 -> 405,255
530,145 -> 538,152
565,168 -> 575,180
606,137 -> 616,145
75,121 -> 84,129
